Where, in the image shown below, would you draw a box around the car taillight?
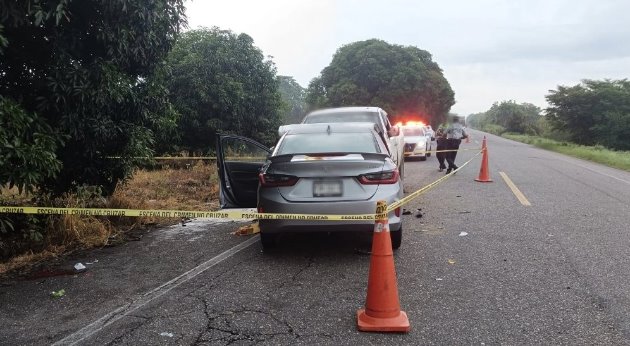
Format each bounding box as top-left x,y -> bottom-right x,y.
357,170 -> 399,185
259,173 -> 299,187
394,207 -> 401,217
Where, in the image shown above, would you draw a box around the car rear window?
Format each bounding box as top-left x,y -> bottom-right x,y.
303,112 -> 378,124
402,127 -> 425,136
277,132 -> 379,155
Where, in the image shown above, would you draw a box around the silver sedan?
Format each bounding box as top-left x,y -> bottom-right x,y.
216,123 -> 404,250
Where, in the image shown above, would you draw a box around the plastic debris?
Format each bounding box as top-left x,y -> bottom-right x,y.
51,289 -> 66,298
458,231 -> 468,237
74,263 -> 87,272
435,278 -> 443,281
233,222 -> 260,236
160,332 -> 174,338
85,259 -> 99,265
447,259 -> 456,265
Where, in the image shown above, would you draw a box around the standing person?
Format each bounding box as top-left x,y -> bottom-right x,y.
445,117 -> 467,174
435,126 -> 447,172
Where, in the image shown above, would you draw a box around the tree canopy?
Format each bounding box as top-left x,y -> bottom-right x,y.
305,39 -> 455,126
546,79 -> 630,150
467,101 -> 542,135
164,27 -> 284,152
278,76 -> 306,124
0,0 -> 186,194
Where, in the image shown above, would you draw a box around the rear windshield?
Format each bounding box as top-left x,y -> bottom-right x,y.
303,112 -> 378,124
402,127 -> 425,136
277,132 -> 379,155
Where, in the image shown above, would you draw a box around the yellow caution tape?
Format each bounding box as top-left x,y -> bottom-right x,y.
154,156 -> 217,160
106,156 -> 217,160
0,206 -> 375,221
388,149 -> 483,212
1,149 -> 483,220
407,147 -> 482,155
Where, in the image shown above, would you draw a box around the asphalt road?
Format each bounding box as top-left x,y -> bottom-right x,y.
1,130 -> 630,345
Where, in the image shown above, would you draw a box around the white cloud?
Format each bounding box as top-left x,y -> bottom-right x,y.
185,0 -> 630,116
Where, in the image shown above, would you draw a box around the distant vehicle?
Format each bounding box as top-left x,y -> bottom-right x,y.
401,125 -> 432,161
216,123 -> 404,250
301,107 -> 405,178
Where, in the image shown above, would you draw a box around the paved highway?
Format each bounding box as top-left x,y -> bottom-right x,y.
1,130 -> 629,345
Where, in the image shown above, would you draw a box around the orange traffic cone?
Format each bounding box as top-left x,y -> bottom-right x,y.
475,136 -> 493,182
357,201 -> 410,333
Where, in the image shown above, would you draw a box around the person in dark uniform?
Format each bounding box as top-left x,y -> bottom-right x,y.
435,126 -> 447,172
445,117 -> 467,174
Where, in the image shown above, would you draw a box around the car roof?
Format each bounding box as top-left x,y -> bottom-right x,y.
282,122 -> 379,135
306,106 -> 384,116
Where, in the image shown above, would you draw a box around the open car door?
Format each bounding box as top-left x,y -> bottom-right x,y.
216,134 -> 271,208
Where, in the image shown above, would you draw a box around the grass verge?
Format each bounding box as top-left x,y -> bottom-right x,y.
1,161 -> 219,275
502,133 -> 630,171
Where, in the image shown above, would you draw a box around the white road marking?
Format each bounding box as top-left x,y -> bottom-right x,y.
53,236 -> 260,345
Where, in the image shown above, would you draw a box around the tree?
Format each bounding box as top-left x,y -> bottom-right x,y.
466,112 -> 487,129
0,0 -> 186,194
546,79 -> 630,150
485,101 -> 542,135
278,76 -> 306,124
0,97 -> 62,194
305,39 -> 455,126
164,28 -> 283,153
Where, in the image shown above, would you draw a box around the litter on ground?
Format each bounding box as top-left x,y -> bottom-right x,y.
51,289 -> 66,298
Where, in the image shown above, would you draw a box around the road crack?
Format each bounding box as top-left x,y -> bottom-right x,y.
193,299 -> 303,345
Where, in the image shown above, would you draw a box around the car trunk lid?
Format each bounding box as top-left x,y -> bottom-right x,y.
265,153 -> 389,202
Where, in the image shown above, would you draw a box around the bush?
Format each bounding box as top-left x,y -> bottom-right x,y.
481,124 -> 506,135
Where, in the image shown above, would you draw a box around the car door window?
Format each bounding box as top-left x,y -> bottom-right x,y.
222,137 -> 269,163
217,135 -> 270,208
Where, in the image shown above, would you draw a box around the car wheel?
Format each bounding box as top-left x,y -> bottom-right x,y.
390,228 -> 402,250
260,233 -> 277,250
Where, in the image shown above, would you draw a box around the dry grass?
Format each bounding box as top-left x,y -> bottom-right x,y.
0,185 -> 32,204
114,160 -> 220,212
0,161 -> 220,275
0,246 -> 65,275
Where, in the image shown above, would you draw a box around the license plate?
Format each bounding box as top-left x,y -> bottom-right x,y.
313,181 -> 342,197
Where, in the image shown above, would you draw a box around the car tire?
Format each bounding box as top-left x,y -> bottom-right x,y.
260,232 -> 277,250
390,228 -> 402,250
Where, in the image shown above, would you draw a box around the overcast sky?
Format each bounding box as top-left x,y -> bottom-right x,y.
185,0 -> 630,116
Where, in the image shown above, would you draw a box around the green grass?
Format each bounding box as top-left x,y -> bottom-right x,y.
502,133 -> 630,171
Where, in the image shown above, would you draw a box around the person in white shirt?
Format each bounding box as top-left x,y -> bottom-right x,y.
445,117 -> 467,174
